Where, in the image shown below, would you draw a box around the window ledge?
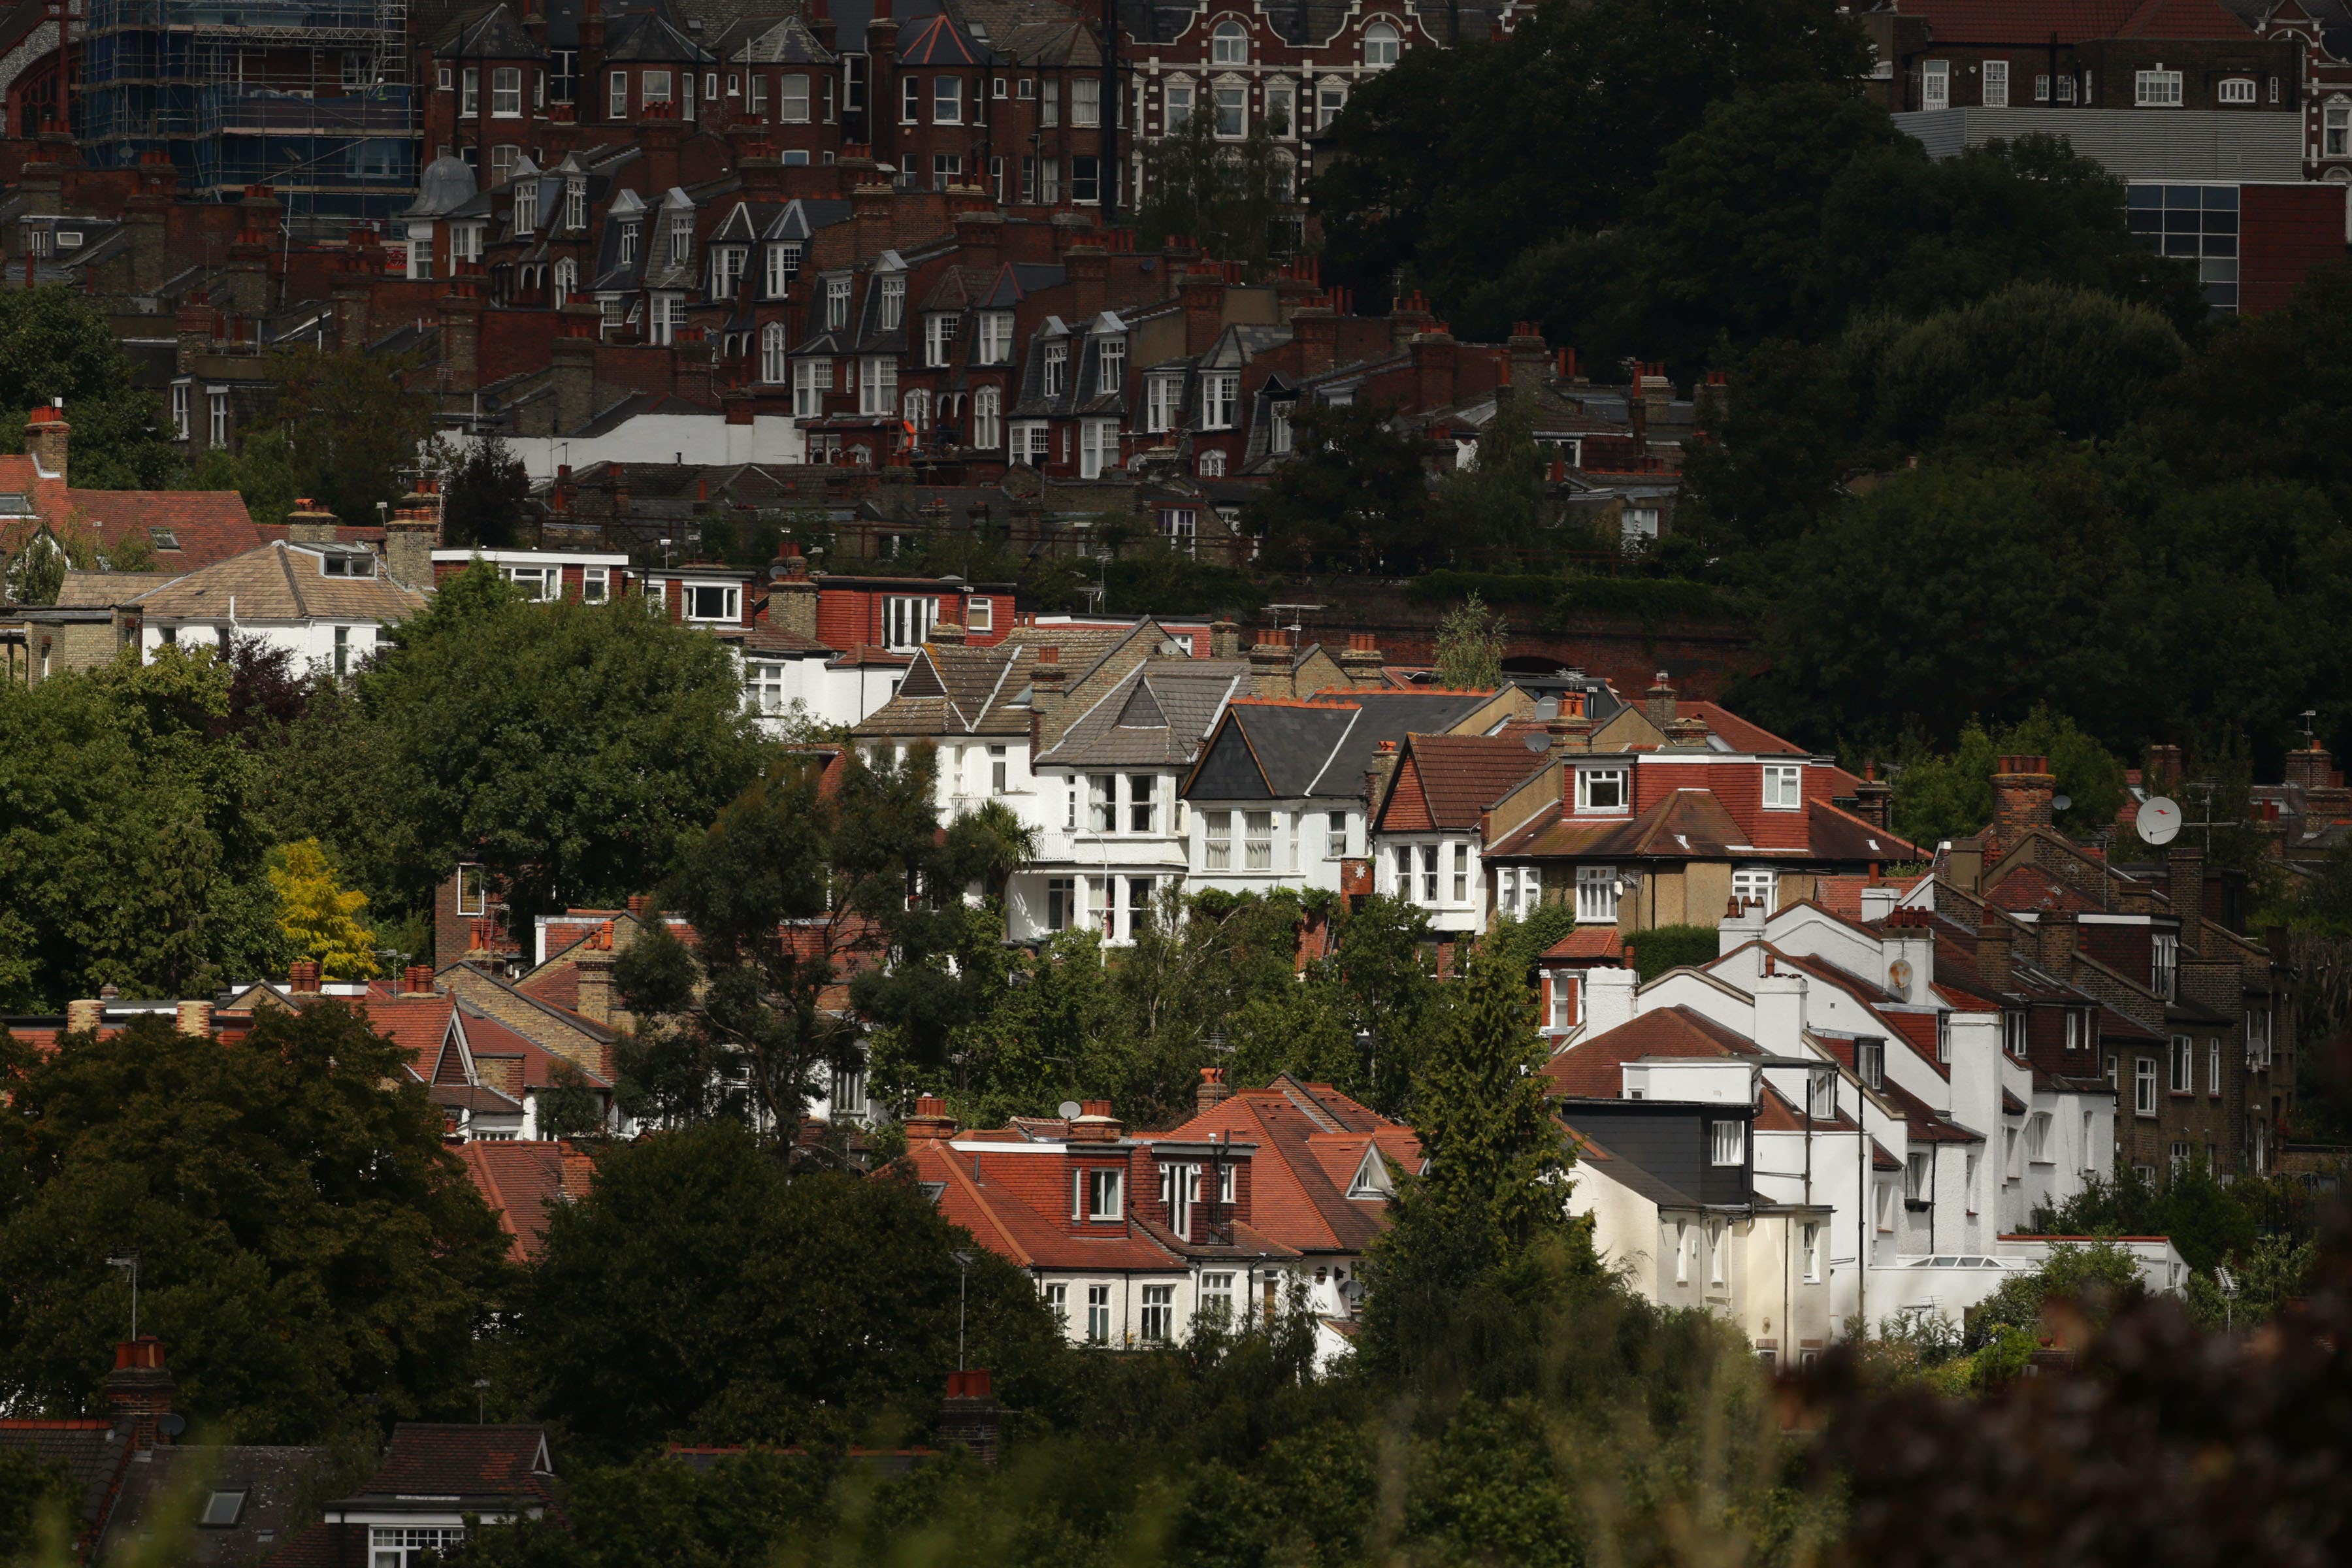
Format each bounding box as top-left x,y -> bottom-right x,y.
1903,1198 -> 1931,1212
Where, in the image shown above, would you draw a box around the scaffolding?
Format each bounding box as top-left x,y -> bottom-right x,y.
80,0 -> 419,235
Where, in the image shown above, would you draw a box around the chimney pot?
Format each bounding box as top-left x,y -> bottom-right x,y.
175,1000 -> 212,1036
1196,1065 -> 1231,1113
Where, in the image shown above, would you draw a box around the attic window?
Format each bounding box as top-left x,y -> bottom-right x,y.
56,231 -> 82,250
148,527 -> 180,550
1856,1037 -> 1885,1089
320,553 -> 375,578
200,1490 -> 247,1527
0,494 -> 32,516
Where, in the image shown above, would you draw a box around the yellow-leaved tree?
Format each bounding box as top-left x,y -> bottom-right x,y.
269,838 -> 380,979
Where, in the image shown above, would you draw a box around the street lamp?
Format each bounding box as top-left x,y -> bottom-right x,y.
106,1254 -> 139,1340
951,1249 -> 975,1370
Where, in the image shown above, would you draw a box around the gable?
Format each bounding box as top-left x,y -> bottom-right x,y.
1184,716 -> 1274,800
898,650 -> 948,699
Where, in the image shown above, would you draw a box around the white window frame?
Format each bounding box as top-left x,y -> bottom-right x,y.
1984,59 -> 2010,107
883,595 -> 937,651
1575,866 -> 1618,924
2219,76 -> 2257,104
1085,1166 -> 1123,1220
1364,20 -> 1399,66
978,312 -> 1014,364
1575,767 -> 1629,813
1731,866 -> 1776,912
491,65 -> 522,116
1203,809 -> 1231,870
682,581 -> 741,623
1710,1120 -> 1746,1167
1920,58 -> 1949,110
1201,372 -> 1239,429
1761,763 -> 1803,809
2134,1056 -> 2159,1117
2136,69 -> 2183,107
1245,811 -> 1274,871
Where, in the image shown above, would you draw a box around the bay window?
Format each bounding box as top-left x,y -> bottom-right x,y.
1576,865 -> 1618,924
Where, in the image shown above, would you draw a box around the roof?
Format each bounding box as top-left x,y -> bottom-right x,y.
127,542 -> 426,624
358,1424 -> 555,1500
96,1443 -> 338,1568
0,457 -> 261,573
1540,928 -> 1625,964
1150,1075 -> 1424,1255
1375,733 -> 1548,833
1895,0 -> 2259,41
0,1421 -> 126,1543
455,1141 -> 596,1261
1541,1007 -> 1761,1098
1035,659 -> 1247,768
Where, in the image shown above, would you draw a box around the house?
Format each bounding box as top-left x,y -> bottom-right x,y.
1365,729 -> 1558,937
270,1423 -> 560,1567
0,404 -> 263,592
0,1339 -> 336,1567
122,540 -> 428,678
1482,674 -> 1919,935
896,1070 -> 1421,1362
1554,1094 -> 1835,1365
455,1140 -> 600,1262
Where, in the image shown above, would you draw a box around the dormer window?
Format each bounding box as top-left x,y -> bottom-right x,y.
319,552 -> 375,578
1575,766 -> 1627,812
514,180 -> 537,234
1097,335 -> 1125,394
1043,340 -> 1068,397
879,274 -> 906,330
978,310 -> 1013,364
765,242 -> 803,296
619,223 -> 638,264
669,212 -> 693,265
826,276 -> 851,329
566,180 -> 586,229
1856,1037 -> 1884,1089
1762,763 -> 1802,809
2002,1011 -> 2029,1057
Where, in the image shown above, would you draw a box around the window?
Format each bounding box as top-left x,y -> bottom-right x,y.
1364,20 -> 1399,65
491,65 -> 521,116
499,564 -> 557,600
1073,76 -> 1100,127
1164,82 -> 1192,131
1906,1149 -> 1930,1201
745,659 -> 789,715
208,390 -> 228,449
373,1527 -> 466,1567
1205,809 -> 1232,869
1200,1272 -> 1234,1322
2135,1056 -> 2159,1116
609,70 -> 629,117
1214,85 -> 1245,137
900,74 -> 921,124
1546,972 -> 1579,1031
641,70 -> 672,109
779,72 -> 812,122
461,66 -> 480,116
1708,1220 -> 1726,1286
581,566 -> 609,604
2136,69 -> 2183,106
1080,418 -> 1117,478
1140,1284 -> 1173,1341
617,223 -> 638,265
883,595 -> 937,650
170,382 -> 189,440
1451,843 -> 1469,903
1085,1166 -> 1122,1220
2248,1007 -> 2272,1069
759,321 -> 788,383
669,212 -> 693,265
549,49 -> 577,104
457,863 -> 488,916
1097,336 -> 1126,394
973,385 -> 1002,448
1086,774 -> 1115,833
1128,775 -> 1158,834
2171,1140 -> 2192,1173
565,180 -> 587,231
711,245 -> 745,299
1086,1283 -> 1111,1343
934,76 -> 962,123
2219,76 -> 2255,104
1245,811 -> 1274,870
1158,507 -> 1196,554
1919,59 -> 1948,110
825,276 -> 851,329
1801,1222 -> 1821,1283
1041,78 -> 1060,127
1145,376 -> 1183,433
979,311 -> 1014,364
792,357 -> 832,419
1808,1071 -> 1837,1122
1673,1220 -> 1690,1285
1576,866 -> 1618,924
983,744 -> 1008,794
1576,768 -> 1628,812
1047,876 -> 1074,930
1984,59 -> 2010,106
764,242 -> 802,297
200,1490 -> 246,1527
1045,1282 -> 1068,1328
514,179 -> 537,233
2028,1112 -> 2051,1162
2153,933 -> 2178,999
1317,82 -> 1347,129
1211,19 -> 1249,63
2208,1037 -> 2221,1096
1731,867 -> 1776,913
2003,1011 -> 2029,1057
2329,103 -> 2351,157
1857,1037 -> 1884,1090
1711,1120 -> 1746,1167
1201,372 -> 1239,429
684,583 -> 740,622
1043,341 -> 1069,397
1760,763 -> 1803,809
1327,812 -> 1348,861
921,312 -> 960,368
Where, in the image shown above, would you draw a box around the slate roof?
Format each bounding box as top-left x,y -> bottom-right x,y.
1034,659 -> 1247,768
1183,691 -> 1494,804
96,1443 -> 337,1567
440,2 -> 548,56
1488,791 -> 1916,865
898,9 -> 990,60
361,1425 -> 557,1501
0,1421 -> 127,1544
126,542 -> 427,624
852,625 -> 1141,740
604,7 -> 716,60
1541,1007 -> 1761,1098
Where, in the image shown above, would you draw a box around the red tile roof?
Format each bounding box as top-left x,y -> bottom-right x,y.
1375,733 -> 1548,832
0,453 -> 262,572
455,1141 -> 596,1261
1151,1077 -> 1424,1256
363,1424 -> 556,1499
1541,1007 -> 1759,1098
1540,927 -> 1625,964
1677,702 -> 1808,756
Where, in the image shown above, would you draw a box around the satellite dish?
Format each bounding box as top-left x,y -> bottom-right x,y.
1533,696 -> 1560,721
157,1414 -> 187,1438
1058,1100 -> 1083,1120
1524,730 -> 1551,753
2136,796 -> 2181,846
2051,794 -> 2072,813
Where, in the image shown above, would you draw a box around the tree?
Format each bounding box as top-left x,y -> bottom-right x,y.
0,287 -> 183,489
1242,401 -> 1433,573
507,1120 -> 1066,1463
443,434 -> 533,551
0,647 -> 289,1009
266,347 -> 438,529
1891,709 -> 2127,848
0,1007 -> 510,1442
1430,392 -> 1552,566
353,564 -> 771,923
1431,592 -> 1507,691
1137,107 -> 1298,276
1967,1239 -> 2146,1349
267,838 -> 380,979
188,427 -> 301,532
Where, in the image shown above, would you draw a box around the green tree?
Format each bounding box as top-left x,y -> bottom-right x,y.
1136,106 -> 1298,274
266,347 -> 438,529
0,647 -> 289,1008
353,564 -> 770,922
187,427 -> 301,532
0,1007 -> 510,1442
1891,709 -> 2127,848
2157,258 -> 2352,517
443,434 -> 533,551
0,288 -> 183,489
1967,1239 -> 2146,1348
1431,591 -> 1507,691
1242,401 -> 1432,573
508,1120 -> 1066,1463
1431,393 -> 1552,566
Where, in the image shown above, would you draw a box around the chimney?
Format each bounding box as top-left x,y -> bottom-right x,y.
1339,630 -> 1384,687
2035,908 -> 2078,973
1209,620 -> 1241,659
553,318 -> 599,432
1642,670 -> 1676,730
768,547 -> 819,638
1248,629 -> 1294,698
1505,320 -> 1549,394
930,621 -> 968,647
1991,755 -> 2056,842
1976,920 -> 2012,992
1196,1066 -> 1231,1114
106,1339 -> 175,1452
2283,744 -> 2334,792
285,497 -> 339,544
1584,965 -> 1637,1035
939,1369 -> 1001,1464
574,926 -> 619,1028
1859,883 -> 1900,924
24,402 -> 68,482
1884,908 -> 1934,1003
174,1000 -> 213,1037
1028,647 -> 1066,744
289,960 -> 321,994
1853,760 -> 1893,831
66,996 -> 103,1034
1718,896 -> 1767,956
2146,743 -> 2184,796
1068,1098 -> 1124,1142
1752,972 -> 1807,1055
1364,738 -> 1402,813
403,964 -> 435,996
384,488 -> 441,590
906,1093 -> 956,1140
2167,845 -> 2206,954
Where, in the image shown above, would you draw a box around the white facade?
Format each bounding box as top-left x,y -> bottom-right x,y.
1015,764 -> 1193,945
1186,799 -> 1361,899
491,411 -> 808,480
1373,831 -> 1489,933
141,614 -> 390,678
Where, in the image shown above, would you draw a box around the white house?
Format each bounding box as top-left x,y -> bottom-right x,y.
128,540 -> 425,676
